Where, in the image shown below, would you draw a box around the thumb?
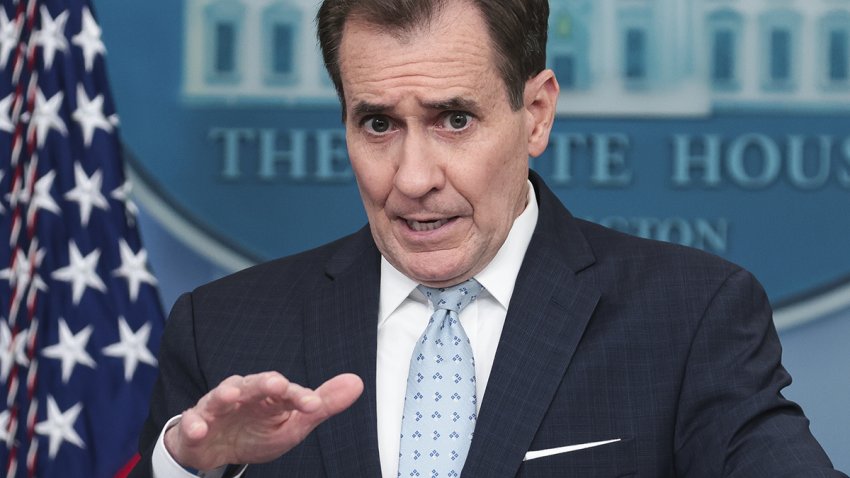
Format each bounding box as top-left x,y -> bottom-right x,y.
294,373 -> 364,432
316,373 -> 364,416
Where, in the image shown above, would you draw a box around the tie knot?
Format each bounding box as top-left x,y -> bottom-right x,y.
418,279 -> 483,313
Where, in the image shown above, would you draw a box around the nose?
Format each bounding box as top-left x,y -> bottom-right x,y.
393,129 -> 445,198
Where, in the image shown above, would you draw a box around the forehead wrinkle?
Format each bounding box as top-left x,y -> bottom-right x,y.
340,14 -> 493,81
339,3 -> 506,119
346,59 -> 493,104
349,53 -> 490,83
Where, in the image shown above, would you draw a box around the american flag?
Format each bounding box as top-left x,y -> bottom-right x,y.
0,0 -> 165,476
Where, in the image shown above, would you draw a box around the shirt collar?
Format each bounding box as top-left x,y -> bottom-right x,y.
378,180 -> 539,326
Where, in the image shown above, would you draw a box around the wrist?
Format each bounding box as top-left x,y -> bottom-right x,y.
163,416 -> 210,471
162,417 -> 233,477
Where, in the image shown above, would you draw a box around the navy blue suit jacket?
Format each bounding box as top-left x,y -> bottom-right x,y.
133,172 -> 844,477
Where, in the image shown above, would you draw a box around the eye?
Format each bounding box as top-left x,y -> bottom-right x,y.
440,112 -> 473,131
363,115 -> 393,135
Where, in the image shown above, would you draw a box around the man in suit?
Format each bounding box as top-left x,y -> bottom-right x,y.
132,0 -> 846,476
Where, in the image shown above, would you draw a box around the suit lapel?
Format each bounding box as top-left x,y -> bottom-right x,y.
303,229 -> 383,478
463,174 -> 601,477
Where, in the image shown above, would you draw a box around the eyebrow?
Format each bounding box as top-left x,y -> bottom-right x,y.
350,101 -> 391,119
349,96 -> 481,120
422,97 -> 480,112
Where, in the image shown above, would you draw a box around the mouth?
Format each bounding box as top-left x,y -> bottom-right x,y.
404,217 -> 456,232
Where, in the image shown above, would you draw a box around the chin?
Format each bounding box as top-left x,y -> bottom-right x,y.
404,258 -> 472,287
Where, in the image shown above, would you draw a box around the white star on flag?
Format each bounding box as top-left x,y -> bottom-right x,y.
0,241 -> 47,293
0,9 -> 19,69
0,409 -> 11,448
24,170 -> 62,235
113,239 -> 157,302
6,164 -> 25,211
0,249 -> 30,289
41,318 -> 97,383
0,243 -> 48,318
0,171 -> 5,215
64,162 -> 109,226
34,396 -> 86,459
33,6 -> 69,70
0,320 -> 14,382
72,84 -> 112,147
13,326 -> 32,368
30,89 -> 67,147
51,241 -> 106,305
71,7 -> 105,72
102,317 -> 157,382
0,93 -> 14,133
14,160 -> 40,209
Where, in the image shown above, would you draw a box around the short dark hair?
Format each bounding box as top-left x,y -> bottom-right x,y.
316,0 -> 549,114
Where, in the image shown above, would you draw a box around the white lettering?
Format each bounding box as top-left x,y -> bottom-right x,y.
726,134 -> 781,189
596,216 -> 729,254
315,129 -> 352,181
549,133 -> 587,185
671,134 -> 722,187
841,137 -> 850,188
591,134 -> 632,186
787,135 -> 833,189
258,129 -> 308,180
209,128 -> 255,180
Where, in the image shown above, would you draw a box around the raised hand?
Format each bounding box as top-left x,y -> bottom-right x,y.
164,372 -> 364,471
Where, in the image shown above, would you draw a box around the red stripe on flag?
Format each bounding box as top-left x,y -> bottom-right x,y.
113,453 -> 140,478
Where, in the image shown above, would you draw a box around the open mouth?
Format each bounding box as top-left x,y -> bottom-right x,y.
405,217 -> 454,232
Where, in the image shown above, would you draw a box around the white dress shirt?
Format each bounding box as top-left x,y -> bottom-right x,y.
153,182 -> 539,478
376,182 -> 537,477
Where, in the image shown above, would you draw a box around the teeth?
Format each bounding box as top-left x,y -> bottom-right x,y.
406,218 -> 449,232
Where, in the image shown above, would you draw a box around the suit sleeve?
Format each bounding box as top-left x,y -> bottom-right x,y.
673,268 -> 845,477
130,293 -> 211,478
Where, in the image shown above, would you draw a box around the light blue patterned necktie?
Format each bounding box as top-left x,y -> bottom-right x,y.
397,279 -> 484,478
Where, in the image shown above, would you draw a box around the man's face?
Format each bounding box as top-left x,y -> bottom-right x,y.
339,1 -> 556,287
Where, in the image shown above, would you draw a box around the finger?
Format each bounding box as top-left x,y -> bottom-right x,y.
179,408 -> 210,442
315,373 -> 364,416
220,373 -> 324,419
280,373 -> 363,440
232,373 -> 322,416
304,373 -> 363,418
201,372 -> 290,418
199,378 -> 243,417
267,374 -> 359,415
236,372 -> 291,404
277,380 -> 323,413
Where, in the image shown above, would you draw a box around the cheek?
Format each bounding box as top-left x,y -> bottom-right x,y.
351,157 -> 393,209
465,146 -> 528,224
458,167 -> 512,216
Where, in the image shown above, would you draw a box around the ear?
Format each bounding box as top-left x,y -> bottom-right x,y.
523,69 -> 559,158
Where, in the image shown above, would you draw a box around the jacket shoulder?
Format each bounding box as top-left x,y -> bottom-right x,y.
191,226 -> 373,302
576,217 -> 742,280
